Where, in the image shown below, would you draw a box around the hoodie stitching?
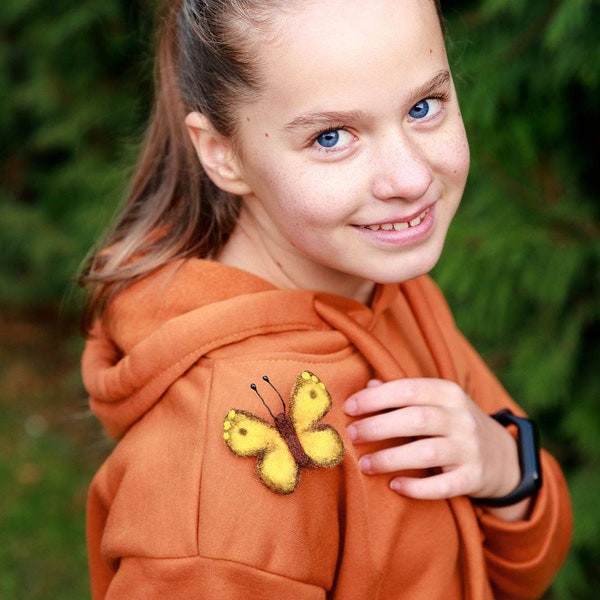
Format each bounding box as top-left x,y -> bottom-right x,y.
133,320 -> 326,395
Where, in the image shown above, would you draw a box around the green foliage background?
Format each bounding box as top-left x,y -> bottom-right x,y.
1,0 -> 598,597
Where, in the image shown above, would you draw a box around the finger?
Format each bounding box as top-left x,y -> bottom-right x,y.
344,378 -> 465,416
390,468 -> 477,500
347,405 -> 448,444
358,437 -> 456,475
366,379 -> 383,388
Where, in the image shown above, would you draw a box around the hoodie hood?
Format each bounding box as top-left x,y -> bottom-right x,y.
82,259 -> 400,438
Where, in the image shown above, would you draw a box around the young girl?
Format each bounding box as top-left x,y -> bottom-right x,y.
80,0 -> 572,597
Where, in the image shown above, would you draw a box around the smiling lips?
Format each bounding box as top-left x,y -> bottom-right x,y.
361,208 -> 429,232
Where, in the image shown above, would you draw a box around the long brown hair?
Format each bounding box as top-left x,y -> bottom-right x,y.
79,0 -> 444,331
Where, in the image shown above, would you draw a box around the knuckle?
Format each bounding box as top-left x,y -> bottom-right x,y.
450,384 -> 469,408
460,466 -> 481,494
376,447 -> 406,472
353,418 -> 378,441
447,470 -> 469,496
421,442 -> 441,465
455,409 -> 478,439
410,407 -> 429,432
455,468 -> 470,489
401,378 -> 420,398
365,418 -> 385,440
377,451 -> 396,471
436,476 -> 453,498
453,381 -> 467,397
464,414 -> 479,436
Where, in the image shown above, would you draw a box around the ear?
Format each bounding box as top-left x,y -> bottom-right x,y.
185,112 -> 252,196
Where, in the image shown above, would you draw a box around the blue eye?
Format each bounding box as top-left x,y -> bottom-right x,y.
316,130 -> 340,148
311,128 -> 355,154
409,100 -> 430,119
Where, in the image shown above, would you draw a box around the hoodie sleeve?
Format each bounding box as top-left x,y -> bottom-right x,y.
458,333 -> 572,600
412,276 -> 572,598
86,359 -> 342,600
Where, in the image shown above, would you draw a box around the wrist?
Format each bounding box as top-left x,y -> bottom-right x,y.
475,409 -> 542,508
482,495 -> 534,522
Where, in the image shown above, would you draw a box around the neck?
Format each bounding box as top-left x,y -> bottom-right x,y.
216,208 -> 375,304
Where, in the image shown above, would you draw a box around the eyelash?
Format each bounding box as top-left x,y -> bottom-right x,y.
309,124 -> 352,154
427,92 -> 449,102
408,92 -> 449,121
307,91 -> 450,152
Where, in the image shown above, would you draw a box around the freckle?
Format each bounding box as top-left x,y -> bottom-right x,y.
429,48 -> 432,54
264,132 -> 269,138
246,116 -> 251,122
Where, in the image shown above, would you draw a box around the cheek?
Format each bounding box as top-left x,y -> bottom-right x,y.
263,168 -> 352,227
445,120 -> 470,184
237,135 -> 352,232
428,126 -> 470,191
454,134 -> 470,184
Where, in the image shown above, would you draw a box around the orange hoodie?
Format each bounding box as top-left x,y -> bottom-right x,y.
83,259 -> 572,599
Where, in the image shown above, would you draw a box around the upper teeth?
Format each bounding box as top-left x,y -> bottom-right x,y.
364,209 -> 427,232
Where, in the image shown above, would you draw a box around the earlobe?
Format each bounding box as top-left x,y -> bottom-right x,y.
185,112 -> 252,196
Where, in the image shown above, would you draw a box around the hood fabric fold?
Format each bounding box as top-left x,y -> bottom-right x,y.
82,259 -> 403,439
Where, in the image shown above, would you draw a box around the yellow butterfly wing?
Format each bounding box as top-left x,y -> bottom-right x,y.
289,371 -> 344,468
223,409 -> 299,494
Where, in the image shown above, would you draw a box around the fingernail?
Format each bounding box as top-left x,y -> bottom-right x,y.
366,379 -> 383,388
346,424 -> 358,442
344,397 -> 358,415
359,456 -> 372,473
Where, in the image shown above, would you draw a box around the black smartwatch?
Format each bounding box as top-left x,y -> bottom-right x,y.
476,408 -> 542,507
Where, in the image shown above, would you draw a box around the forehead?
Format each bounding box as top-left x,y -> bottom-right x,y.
243,0 -> 446,117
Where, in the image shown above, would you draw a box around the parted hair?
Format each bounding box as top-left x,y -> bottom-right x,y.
79,0 -> 444,331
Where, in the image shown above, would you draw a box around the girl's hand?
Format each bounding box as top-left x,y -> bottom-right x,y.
344,379 -> 531,520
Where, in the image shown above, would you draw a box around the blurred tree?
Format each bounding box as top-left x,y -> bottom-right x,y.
0,0 -> 598,598
437,1 -> 600,597
0,0 -> 155,308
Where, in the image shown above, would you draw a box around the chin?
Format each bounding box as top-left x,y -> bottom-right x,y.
367,249 -> 445,285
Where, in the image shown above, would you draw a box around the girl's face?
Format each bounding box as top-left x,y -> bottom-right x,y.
221,0 -> 469,302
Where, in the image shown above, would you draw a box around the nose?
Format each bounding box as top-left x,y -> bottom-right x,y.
370,133 -> 434,202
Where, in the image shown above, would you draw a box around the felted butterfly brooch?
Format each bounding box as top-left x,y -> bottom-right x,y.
223,370 -> 344,494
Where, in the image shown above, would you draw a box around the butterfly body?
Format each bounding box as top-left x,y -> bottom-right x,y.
273,413 -> 312,468
223,371 -> 344,494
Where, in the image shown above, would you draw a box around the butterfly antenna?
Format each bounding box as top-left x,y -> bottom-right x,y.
262,375 -> 286,413
250,383 -> 276,420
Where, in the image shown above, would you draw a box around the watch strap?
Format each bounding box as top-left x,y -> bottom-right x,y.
476,408 -> 542,508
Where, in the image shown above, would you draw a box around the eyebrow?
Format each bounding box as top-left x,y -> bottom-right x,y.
411,69 -> 451,103
284,109 -> 366,133
283,69 -> 451,134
